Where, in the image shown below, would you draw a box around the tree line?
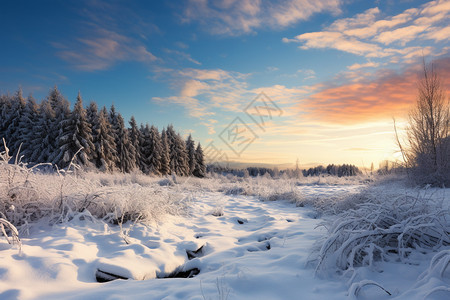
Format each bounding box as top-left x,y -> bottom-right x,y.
302,164 -> 360,177
0,87 -> 206,177
207,163 -> 361,178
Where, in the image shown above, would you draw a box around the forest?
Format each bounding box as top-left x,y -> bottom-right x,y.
0,87 -> 206,177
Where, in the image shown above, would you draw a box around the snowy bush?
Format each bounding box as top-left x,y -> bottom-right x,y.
0,214 -> 22,252
0,144 -> 189,232
314,184 -> 450,276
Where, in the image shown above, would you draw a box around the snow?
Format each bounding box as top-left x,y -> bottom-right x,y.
0,182 -> 449,299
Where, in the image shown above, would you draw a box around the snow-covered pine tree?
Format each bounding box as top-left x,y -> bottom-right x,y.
108,105 -> 119,139
52,92 -> 94,169
5,89 -> 26,156
193,143 -> 206,178
86,102 -> 99,125
30,100 -> 56,163
147,125 -> 162,175
108,105 -> 119,167
47,87 -> 71,165
16,95 -> 39,161
160,128 -> 171,175
139,124 -> 151,173
92,106 -> 117,172
109,104 -> 117,122
86,102 -> 99,164
186,134 -> 196,175
166,125 -> 189,176
114,113 -> 136,173
0,94 -> 12,151
128,116 -> 141,169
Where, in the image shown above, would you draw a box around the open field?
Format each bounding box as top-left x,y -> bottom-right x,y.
1,165 -> 449,299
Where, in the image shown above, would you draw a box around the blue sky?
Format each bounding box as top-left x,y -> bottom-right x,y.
1,0 -> 449,167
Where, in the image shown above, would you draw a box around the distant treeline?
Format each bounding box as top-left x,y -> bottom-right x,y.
207,163 -> 361,178
302,164 -> 361,177
0,87 -> 206,177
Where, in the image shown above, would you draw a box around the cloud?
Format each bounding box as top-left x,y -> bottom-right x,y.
300,56 -> 450,124
55,30 -> 157,71
152,95 -> 215,119
151,67 -> 249,134
375,25 -> 429,45
164,49 -> 201,65
151,67 -> 308,134
276,68 -> 317,80
347,61 -> 380,70
53,1 -> 158,71
251,84 -> 308,106
268,0 -> 342,28
181,0 -> 342,35
424,26 -> 450,41
284,0 -> 450,60
294,31 -> 386,57
175,41 -> 189,49
181,79 -> 209,97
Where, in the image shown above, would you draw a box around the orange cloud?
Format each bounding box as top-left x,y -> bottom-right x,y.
302,56 -> 450,124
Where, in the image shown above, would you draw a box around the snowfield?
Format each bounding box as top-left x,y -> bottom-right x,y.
0,173 -> 449,299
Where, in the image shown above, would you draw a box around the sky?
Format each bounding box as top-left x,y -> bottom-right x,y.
1,0 -> 449,168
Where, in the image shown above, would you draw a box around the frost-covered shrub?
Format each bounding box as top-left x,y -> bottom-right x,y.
224,186 -> 249,196
158,176 -> 176,187
0,214 -> 22,252
226,176 -> 300,202
0,146 -> 189,231
315,185 -> 450,275
297,174 -> 372,186
266,191 -> 303,203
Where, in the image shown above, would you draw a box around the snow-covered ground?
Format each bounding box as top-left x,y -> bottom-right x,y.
1,182 -> 448,300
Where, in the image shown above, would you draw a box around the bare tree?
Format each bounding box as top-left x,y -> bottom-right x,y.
399,59 -> 449,186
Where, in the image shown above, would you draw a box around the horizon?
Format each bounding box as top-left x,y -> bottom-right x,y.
1,0 -> 449,168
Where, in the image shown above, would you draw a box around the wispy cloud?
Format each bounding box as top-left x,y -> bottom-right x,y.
53,1 -> 158,71
164,49 -> 201,65
284,0 -> 450,61
151,67 -> 249,134
300,56 -> 450,124
151,66 -> 309,133
54,29 -> 157,71
347,61 -> 380,70
181,0 -> 342,35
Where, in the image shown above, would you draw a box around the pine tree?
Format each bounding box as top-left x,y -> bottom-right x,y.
147,125 -> 162,175
5,89 -> 26,156
166,125 -> 189,176
128,116 -> 141,169
30,100 -> 56,163
108,105 -> 119,168
186,134 -> 196,175
108,105 -> 119,141
193,143 -> 206,177
160,128 -> 171,175
47,87 -> 71,165
114,113 -> 136,173
87,102 -> 99,126
139,124 -> 151,173
17,95 -> 39,161
92,107 -> 117,172
86,102 -> 100,164
53,92 -> 94,168
0,93 -> 12,151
